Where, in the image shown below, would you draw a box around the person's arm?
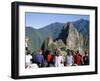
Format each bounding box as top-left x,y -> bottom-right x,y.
54,56 -> 57,67
60,56 -> 64,64
30,55 -> 32,63
65,56 -> 67,66
81,55 -> 84,65
42,55 -> 45,64
72,56 -> 74,65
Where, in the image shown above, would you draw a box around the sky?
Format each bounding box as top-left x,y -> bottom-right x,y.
25,12 -> 89,29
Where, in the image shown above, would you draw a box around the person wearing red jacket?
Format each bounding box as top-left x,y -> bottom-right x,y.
74,50 -> 82,65
47,51 -> 54,67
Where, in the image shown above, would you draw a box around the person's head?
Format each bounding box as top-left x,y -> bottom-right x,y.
26,50 -> 31,55
76,50 -> 79,54
70,50 -> 74,56
85,51 -> 88,56
67,49 -> 70,54
67,50 -> 71,56
38,49 -> 42,54
58,51 -> 62,56
48,50 -> 51,54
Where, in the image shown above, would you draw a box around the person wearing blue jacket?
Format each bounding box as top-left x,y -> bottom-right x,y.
34,50 -> 45,67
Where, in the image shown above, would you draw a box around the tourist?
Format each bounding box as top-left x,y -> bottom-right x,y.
74,50 -> 82,65
65,50 -> 74,66
47,51 -> 54,67
25,50 -> 32,68
54,51 -> 64,67
34,50 -> 45,67
83,51 -> 89,65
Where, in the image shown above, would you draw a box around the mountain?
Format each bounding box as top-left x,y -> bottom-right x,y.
25,22 -> 64,52
38,22 -> 64,39
73,19 -> 89,51
25,27 -> 42,53
25,19 -> 89,54
65,22 -> 81,50
43,22 -> 85,53
73,19 -> 89,36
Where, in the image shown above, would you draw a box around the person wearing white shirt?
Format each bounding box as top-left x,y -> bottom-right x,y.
65,50 -> 74,66
54,52 -> 64,67
25,51 -> 32,68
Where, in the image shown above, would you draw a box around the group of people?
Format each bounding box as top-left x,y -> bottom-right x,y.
25,48 -> 89,69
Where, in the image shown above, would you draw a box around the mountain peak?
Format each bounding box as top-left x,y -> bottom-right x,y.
67,22 -> 77,32
63,22 -> 76,32
66,22 -> 81,50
